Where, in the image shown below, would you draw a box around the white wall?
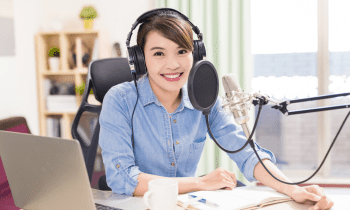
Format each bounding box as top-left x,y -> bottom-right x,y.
0,0 -> 14,18
0,0 -> 156,135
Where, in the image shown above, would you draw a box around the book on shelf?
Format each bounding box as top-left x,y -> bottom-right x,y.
60,117 -> 65,138
177,186 -> 293,210
46,117 -> 61,138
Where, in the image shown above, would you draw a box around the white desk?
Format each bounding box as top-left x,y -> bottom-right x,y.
92,187 -> 350,210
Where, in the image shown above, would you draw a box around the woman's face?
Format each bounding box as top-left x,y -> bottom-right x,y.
143,31 -> 193,96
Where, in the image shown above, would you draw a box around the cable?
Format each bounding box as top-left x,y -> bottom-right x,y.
206,97 -> 350,185
131,73 -> 139,150
205,96 -> 263,154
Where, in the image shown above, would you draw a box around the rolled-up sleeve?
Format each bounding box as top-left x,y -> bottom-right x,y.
241,142 -> 276,182
208,97 -> 276,182
99,87 -> 142,195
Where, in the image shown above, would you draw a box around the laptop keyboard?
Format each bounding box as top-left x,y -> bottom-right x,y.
95,203 -> 124,210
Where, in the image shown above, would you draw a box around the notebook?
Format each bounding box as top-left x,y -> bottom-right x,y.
0,130 -> 138,210
177,186 -> 293,210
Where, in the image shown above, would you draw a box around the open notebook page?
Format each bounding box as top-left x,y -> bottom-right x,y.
178,186 -> 292,210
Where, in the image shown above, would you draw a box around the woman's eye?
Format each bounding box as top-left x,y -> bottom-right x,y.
179,50 -> 187,54
154,52 -> 164,56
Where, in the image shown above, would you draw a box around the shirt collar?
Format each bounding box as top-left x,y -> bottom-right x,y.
137,73 -> 194,110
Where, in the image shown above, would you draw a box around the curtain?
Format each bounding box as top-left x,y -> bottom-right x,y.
155,0 -> 254,185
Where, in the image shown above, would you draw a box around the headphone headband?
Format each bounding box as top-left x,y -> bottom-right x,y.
126,8 -> 202,47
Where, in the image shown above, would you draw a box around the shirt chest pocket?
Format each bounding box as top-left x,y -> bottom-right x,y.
185,138 -> 206,173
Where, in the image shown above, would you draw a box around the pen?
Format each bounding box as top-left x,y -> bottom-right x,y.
188,194 -> 220,208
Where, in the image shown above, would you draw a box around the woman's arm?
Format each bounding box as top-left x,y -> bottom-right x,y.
253,159 -> 334,210
134,173 -> 201,196
253,158 -> 297,196
134,167 -> 240,196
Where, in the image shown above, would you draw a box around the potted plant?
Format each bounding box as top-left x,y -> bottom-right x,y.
75,81 -> 93,95
48,47 -> 60,72
80,6 -> 98,30
75,81 -> 99,105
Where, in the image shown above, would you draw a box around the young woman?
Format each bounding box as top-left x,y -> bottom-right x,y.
99,9 -> 333,210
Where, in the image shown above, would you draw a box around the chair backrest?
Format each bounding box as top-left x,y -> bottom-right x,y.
0,116 -> 30,210
0,117 -> 31,134
71,57 -> 141,183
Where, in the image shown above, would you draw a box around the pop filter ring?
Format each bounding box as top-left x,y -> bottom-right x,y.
187,60 -> 219,115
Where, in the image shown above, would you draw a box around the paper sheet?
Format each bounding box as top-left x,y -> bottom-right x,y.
177,186 -> 291,210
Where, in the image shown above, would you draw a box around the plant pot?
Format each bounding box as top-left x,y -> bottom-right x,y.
83,19 -> 94,30
49,57 -> 60,72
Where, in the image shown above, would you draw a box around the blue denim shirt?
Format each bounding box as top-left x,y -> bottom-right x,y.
99,73 -> 276,195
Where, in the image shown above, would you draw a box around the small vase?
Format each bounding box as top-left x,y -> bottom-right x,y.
49,57 -> 60,72
83,19 -> 94,30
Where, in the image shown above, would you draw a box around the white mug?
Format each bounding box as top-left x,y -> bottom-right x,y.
143,179 -> 178,210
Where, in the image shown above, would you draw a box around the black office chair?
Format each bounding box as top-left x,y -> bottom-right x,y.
71,57 -> 141,191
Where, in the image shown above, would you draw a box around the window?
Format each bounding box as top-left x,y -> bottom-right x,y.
251,0 -> 350,179
329,0 -> 350,177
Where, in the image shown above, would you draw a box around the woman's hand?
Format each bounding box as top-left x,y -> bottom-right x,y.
197,167 -> 237,191
288,185 -> 334,210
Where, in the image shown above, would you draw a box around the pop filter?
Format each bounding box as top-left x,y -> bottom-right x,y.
187,60 -> 219,115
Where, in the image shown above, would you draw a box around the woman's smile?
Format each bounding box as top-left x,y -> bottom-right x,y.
161,72 -> 184,81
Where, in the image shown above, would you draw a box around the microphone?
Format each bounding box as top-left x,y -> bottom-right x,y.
222,73 -> 252,140
221,73 -> 350,186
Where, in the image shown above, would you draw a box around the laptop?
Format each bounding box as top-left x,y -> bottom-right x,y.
0,130 -> 132,210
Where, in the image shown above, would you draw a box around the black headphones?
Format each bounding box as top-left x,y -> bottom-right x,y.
126,8 -> 207,76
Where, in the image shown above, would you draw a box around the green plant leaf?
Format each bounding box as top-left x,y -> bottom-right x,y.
75,81 -> 93,95
75,81 -> 85,95
48,47 -> 60,57
80,6 -> 97,19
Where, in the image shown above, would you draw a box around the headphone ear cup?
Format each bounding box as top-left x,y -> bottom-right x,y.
193,40 -> 206,65
128,46 -> 142,75
193,40 -> 199,64
134,46 -> 147,75
198,41 -> 206,59
128,46 -> 136,70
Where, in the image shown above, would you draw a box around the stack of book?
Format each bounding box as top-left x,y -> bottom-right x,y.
46,117 -> 64,138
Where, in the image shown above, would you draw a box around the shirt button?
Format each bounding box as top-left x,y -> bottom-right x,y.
176,141 -> 179,144
116,164 -> 120,168
171,163 -> 175,167
173,119 -> 177,123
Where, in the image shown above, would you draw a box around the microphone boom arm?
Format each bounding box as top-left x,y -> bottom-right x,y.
220,72 -> 350,185
267,92 -> 350,116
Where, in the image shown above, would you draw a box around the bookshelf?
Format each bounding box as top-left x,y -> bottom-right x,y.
35,30 -> 103,140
